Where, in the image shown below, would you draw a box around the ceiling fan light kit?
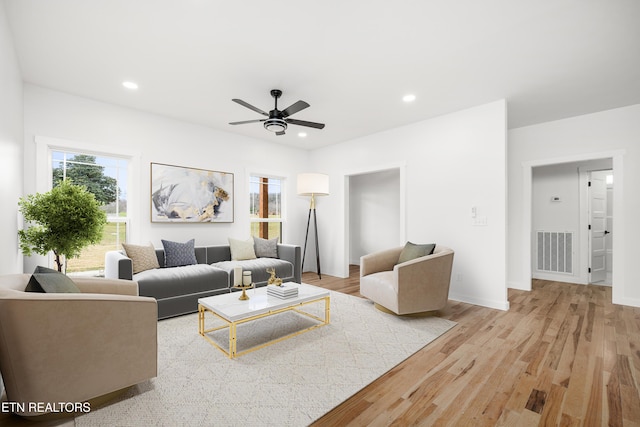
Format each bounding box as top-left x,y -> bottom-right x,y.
264,118 -> 287,134
230,89 -> 325,136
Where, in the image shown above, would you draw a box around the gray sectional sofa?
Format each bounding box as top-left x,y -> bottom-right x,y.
105,243 -> 301,319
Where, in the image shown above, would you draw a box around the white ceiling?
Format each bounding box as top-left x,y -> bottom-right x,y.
4,0 -> 640,149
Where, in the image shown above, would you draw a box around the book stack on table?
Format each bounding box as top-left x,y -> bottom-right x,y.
267,283 -> 299,299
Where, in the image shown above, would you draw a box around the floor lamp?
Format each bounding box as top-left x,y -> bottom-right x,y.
297,173 -> 329,279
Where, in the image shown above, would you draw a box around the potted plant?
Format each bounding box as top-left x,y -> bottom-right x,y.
18,180 -> 107,272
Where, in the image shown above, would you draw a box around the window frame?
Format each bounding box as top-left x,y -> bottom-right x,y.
248,171 -> 287,242
35,136 -> 141,271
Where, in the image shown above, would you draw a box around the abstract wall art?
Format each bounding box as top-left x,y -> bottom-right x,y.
150,162 -> 234,223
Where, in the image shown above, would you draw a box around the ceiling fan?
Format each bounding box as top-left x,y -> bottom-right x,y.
229,89 -> 325,136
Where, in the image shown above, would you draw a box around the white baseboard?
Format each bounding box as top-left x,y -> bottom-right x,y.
448,293 -> 510,311
613,295 -> 640,308
303,268 -> 349,279
532,271 -> 587,285
508,280 -> 531,291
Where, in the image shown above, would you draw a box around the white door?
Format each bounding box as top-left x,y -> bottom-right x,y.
589,171 -> 607,283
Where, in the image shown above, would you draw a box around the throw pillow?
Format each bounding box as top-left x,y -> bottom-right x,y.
397,242 -> 436,264
228,237 -> 257,261
161,239 -> 197,267
25,266 -> 81,293
122,242 -> 160,274
253,236 -> 279,258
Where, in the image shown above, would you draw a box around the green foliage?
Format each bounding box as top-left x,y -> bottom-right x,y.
52,154 -> 118,205
18,180 -> 107,272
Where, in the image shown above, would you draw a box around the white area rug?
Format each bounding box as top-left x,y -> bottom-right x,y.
76,291 -> 456,426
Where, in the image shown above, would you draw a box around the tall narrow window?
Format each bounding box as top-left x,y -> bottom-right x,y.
52,151 -> 129,275
249,175 -> 283,241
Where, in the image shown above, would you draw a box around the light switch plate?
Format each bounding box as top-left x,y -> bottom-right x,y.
472,216 -> 488,226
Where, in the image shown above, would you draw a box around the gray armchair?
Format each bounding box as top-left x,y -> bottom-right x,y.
360,245 -> 454,315
0,274 -> 157,417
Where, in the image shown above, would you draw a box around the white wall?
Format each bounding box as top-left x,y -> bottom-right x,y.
0,1 -> 23,275
532,164 -> 581,238
311,100 -> 509,310
22,85 -> 312,270
349,168 -> 401,264
20,87 -> 510,311
508,103 -> 640,307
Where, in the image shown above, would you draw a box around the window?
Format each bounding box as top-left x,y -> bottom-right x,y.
52,150 -> 129,276
249,175 -> 283,241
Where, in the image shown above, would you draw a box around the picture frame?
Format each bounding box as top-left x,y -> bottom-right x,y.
150,162 -> 234,223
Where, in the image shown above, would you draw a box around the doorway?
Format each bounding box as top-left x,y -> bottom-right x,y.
521,150 -> 624,303
530,159 -> 613,286
588,169 -> 613,285
346,167 -> 404,271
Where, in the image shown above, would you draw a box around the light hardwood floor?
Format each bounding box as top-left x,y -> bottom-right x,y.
305,267 -> 640,426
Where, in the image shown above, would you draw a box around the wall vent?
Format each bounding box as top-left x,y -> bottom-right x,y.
536,231 -> 573,274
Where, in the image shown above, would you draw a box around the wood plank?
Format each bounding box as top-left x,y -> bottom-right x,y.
607,358 -> 624,427
538,383 -> 566,426
584,357 -> 603,426
524,389 -> 547,414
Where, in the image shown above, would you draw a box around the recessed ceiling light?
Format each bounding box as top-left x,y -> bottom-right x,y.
122,81 -> 138,90
298,132 -> 307,138
402,94 -> 416,103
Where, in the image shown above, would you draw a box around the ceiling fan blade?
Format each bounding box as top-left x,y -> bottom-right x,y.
276,131 -> 286,136
281,101 -> 310,118
229,119 -> 265,125
285,118 -> 325,129
232,99 -> 269,116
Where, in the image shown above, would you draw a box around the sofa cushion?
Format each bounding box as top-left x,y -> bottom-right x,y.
25,266 -> 81,293
161,239 -> 197,267
134,264 -> 228,299
253,236 -> 279,258
122,242 -> 160,274
211,258 -> 293,285
228,237 -> 257,261
397,242 -> 436,264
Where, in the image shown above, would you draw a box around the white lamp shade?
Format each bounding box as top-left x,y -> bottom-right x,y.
297,173 -> 329,196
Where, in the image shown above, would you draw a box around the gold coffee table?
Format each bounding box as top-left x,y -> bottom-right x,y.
198,282 -> 330,359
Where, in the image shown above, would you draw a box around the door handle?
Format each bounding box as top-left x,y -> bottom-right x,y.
604,230 -> 610,235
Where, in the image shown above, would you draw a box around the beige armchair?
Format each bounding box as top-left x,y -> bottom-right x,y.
360,245 -> 454,315
0,274 -> 157,417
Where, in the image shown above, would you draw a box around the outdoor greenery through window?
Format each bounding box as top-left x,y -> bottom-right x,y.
52,151 -> 128,275
250,175 -> 283,242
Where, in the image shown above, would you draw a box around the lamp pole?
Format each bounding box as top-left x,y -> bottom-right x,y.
302,193 -> 322,279
297,173 -> 329,280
